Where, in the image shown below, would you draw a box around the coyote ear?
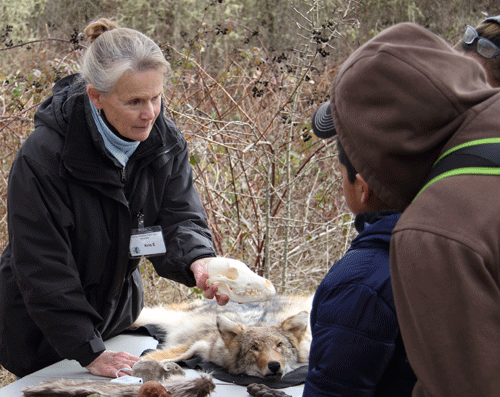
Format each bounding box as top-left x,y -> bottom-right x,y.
216,315 -> 245,347
281,310 -> 309,339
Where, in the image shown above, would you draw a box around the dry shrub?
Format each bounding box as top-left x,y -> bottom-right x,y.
0,367 -> 15,388
161,45 -> 353,298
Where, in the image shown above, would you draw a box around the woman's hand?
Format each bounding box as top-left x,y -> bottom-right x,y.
190,258 -> 229,306
85,350 -> 142,378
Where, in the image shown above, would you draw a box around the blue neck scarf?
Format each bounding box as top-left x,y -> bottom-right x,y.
89,101 -> 140,167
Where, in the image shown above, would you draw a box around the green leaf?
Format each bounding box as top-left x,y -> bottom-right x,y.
190,154 -> 200,165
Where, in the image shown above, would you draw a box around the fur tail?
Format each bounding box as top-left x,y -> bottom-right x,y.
169,375 -> 216,397
22,374 -> 215,397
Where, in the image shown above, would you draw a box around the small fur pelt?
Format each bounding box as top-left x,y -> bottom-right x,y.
22,374 -> 215,397
132,359 -> 185,383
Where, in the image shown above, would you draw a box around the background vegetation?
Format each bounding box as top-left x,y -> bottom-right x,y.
0,0 -> 497,387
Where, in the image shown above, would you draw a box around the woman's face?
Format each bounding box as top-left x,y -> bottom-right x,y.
88,69 -> 164,141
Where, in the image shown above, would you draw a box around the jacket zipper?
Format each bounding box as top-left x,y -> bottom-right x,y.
121,167 -> 126,183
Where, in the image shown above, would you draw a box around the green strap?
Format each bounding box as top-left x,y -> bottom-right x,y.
433,137 -> 500,166
416,167 -> 500,199
414,138 -> 500,201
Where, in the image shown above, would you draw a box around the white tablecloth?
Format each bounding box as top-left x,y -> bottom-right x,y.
0,333 -> 304,397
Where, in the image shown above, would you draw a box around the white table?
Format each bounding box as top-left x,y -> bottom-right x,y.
0,333 -> 304,396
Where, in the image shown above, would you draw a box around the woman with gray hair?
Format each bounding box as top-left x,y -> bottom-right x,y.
0,18 -> 227,379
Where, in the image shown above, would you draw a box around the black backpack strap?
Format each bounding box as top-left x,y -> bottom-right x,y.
415,139 -> 500,199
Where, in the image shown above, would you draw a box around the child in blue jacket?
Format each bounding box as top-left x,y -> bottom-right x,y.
303,103 -> 416,397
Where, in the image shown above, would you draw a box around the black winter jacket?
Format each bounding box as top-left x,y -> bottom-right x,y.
0,74 -> 216,377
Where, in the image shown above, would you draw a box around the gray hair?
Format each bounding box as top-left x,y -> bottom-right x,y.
80,18 -> 170,94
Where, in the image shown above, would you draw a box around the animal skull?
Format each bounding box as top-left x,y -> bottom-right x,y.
206,257 -> 276,303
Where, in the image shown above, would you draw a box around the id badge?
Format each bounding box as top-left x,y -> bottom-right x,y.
129,225 -> 166,258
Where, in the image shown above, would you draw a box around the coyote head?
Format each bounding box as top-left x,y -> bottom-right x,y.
215,310 -> 309,379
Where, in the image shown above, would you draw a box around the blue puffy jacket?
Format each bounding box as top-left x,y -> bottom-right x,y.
303,211 -> 416,397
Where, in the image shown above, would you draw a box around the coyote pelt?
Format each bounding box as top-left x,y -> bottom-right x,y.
131,295 -> 313,379
22,374 -> 215,397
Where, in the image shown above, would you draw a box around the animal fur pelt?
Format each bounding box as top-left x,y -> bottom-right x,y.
131,295 -> 313,380
22,374 -> 215,397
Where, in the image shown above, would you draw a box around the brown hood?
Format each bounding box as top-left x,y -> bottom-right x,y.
331,22 -> 500,211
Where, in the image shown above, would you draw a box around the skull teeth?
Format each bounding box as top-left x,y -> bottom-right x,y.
221,285 -> 261,296
241,290 -> 260,296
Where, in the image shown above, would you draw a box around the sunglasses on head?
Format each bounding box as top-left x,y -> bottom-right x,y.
463,25 -> 500,59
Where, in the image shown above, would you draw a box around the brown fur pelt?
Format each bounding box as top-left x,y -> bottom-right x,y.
22,374 -> 215,397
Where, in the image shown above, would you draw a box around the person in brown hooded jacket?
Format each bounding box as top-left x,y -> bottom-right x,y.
315,22 -> 500,396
